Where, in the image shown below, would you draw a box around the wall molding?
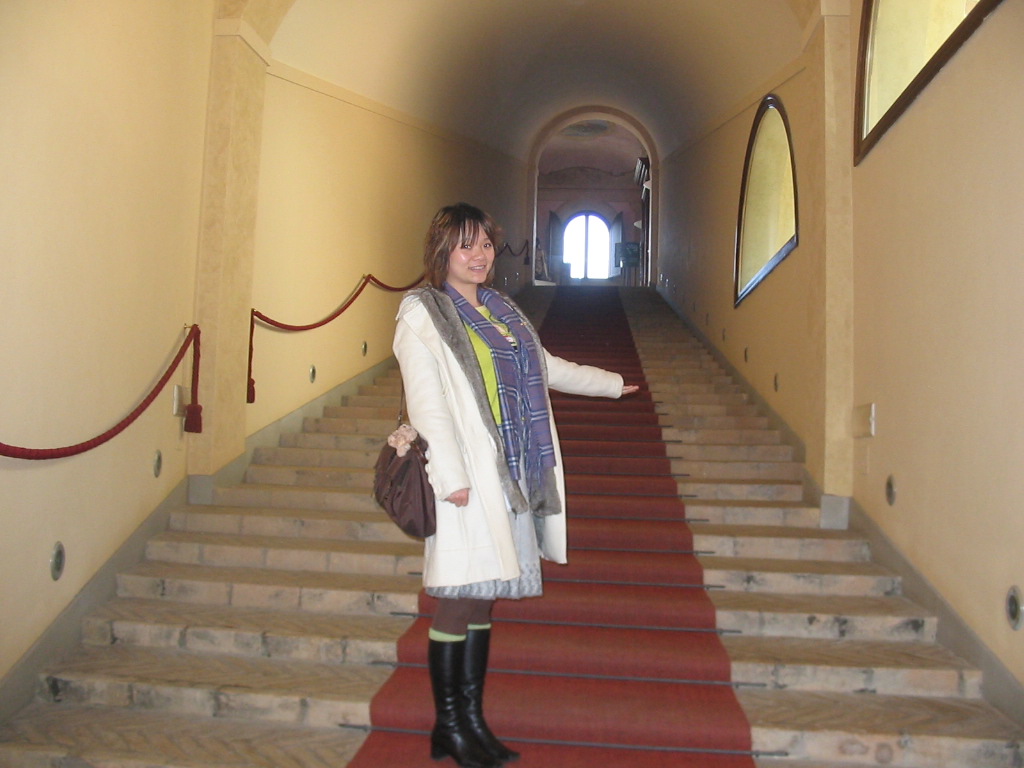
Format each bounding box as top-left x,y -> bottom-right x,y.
214,18 -> 273,66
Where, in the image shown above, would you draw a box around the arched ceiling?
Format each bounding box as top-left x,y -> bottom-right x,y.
270,0 -> 814,162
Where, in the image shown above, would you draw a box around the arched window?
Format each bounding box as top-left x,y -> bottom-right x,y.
734,94 -> 798,305
564,213 -> 611,280
855,0 -> 1005,163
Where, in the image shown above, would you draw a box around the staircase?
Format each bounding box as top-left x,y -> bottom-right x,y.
1,287 -> 1021,767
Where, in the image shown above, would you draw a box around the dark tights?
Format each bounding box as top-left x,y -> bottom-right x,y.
432,597 -> 495,636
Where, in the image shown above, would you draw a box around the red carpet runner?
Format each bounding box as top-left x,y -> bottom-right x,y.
349,287 -> 754,767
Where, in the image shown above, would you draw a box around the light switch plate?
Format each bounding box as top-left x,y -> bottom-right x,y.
853,402 -> 876,438
172,385 -> 185,417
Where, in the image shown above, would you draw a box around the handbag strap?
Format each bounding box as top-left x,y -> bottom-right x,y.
396,375 -> 407,429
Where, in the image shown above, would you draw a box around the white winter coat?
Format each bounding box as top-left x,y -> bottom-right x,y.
393,288 -> 624,589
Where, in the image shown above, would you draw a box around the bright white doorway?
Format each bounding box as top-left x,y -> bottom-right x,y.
564,213 -> 611,280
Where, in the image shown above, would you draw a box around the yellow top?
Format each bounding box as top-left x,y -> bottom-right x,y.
465,305 -> 516,424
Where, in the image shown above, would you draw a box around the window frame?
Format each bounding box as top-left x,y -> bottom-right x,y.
854,0 -> 1006,165
734,94 -> 799,307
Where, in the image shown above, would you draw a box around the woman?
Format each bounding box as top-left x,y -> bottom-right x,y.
393,203 -> 638,767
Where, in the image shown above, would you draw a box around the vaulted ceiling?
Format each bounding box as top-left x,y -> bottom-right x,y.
269,0 -> 818,164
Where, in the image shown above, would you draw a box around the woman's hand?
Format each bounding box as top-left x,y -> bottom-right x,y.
446,488 -> 470,507
621,384 -> 640,396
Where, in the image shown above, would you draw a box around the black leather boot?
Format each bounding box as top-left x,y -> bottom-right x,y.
429,639 -> 502,767
463,629 -> 520,763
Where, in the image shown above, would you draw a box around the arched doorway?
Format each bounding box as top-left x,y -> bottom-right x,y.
528,108 -> 657,287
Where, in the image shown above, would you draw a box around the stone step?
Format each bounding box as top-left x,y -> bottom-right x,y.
360,382 -> 400,396
740,688 -> 1024,767
343,393 -> 401,409
699,556 -> 896,596
116,561 -> 420,616
38,645 -> 388,729
169,504 -> 411,543
302,416 -> 394,435
561,439 -> 793,462
43,631 -> 968,737
653,391 -> 751,405
724,636 -> 982,699
672,459 -> 803,481
640,359 -> 719,368
144,530 -> 421,575
666,415 -> 771,430
712,592 -> 937,643
252,444 -> 380,469
565,473 -> 802,502
665,442 -> 795,462
683,500 -> 822,528
244,464 -> 375,490
691,524 -> 870,562
677,477 -> 804,502
321,404 -> 397,420
655,402 -> 761,417
0,703 -> 369,767
568,517 -> 867,562
280,431 -> 386,452
82,598 -> 411,665
78,599 -> 972,702
638,350 -> 716,361
645,381 -> 747,396
564,455 -> 801,482
663,427 -> 783,445
148,527 -> 880,595
212,483 -> 381,514
646,372 -> 736,385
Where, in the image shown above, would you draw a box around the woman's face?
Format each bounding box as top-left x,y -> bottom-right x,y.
446,228 -> 494,299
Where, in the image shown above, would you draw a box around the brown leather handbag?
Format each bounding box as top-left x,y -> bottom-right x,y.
372,385 -> 436,538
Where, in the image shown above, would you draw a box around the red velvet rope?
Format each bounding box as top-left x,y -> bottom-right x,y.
248,273 -> 423,403
498,240 -> 530,260
0,325 -> 203,461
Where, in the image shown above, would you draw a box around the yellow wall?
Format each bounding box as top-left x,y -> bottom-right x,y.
247,64 -> 528,433
851,0 -> 1024,683
660,0 -> 1024,686
659,33 -> 841,496
0,1 -> 527,685
0,1 -> 215,680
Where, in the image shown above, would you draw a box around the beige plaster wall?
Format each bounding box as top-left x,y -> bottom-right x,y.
658,26 -> 846,497
247,64 -> 529,434
0,1 -> 214,680
851,0 -> 1024,683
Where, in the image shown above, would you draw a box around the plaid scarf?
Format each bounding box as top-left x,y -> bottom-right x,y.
444,284 -> 556,489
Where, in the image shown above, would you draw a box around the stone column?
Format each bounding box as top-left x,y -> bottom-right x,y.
820,2 -> 855,499
188,0 -> 294,479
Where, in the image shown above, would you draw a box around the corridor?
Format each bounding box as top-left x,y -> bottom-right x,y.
2,1 -> 1024,766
